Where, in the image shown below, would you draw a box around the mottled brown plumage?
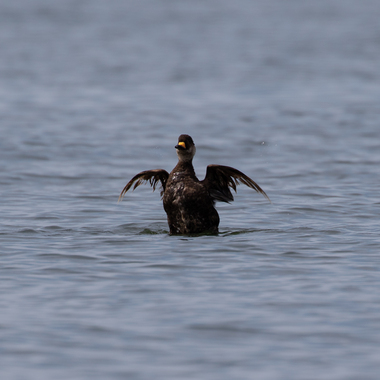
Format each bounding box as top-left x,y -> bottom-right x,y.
119,134 -> 270,235
118,169 -> 169,200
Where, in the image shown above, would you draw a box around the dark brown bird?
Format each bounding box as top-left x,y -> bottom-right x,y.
119,134 -> 270,235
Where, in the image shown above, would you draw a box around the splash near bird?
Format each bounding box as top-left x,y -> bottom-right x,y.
119,135 -> 270,235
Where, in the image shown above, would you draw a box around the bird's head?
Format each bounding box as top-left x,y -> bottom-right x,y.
175,134 -> 196,162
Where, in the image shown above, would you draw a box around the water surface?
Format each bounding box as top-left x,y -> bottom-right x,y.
1,0 -> 380,379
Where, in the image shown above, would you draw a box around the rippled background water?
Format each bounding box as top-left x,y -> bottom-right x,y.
1,0 -> 380,379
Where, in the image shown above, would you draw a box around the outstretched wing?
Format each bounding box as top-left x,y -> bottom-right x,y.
118,169 -> 169,202
203,164 -> 271,203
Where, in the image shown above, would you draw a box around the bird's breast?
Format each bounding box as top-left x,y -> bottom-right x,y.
164,173 -> 204,205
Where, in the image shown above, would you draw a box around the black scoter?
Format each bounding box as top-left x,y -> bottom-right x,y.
119,134 -> 270,235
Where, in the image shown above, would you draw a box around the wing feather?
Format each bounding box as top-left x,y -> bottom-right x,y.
118,169 -> 169,202
203,165 -> 270,203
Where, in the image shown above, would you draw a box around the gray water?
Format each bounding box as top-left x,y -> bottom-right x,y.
1,0 -> 380,379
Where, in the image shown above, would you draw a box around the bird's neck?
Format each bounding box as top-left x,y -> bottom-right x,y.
174,160 -> 195,175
